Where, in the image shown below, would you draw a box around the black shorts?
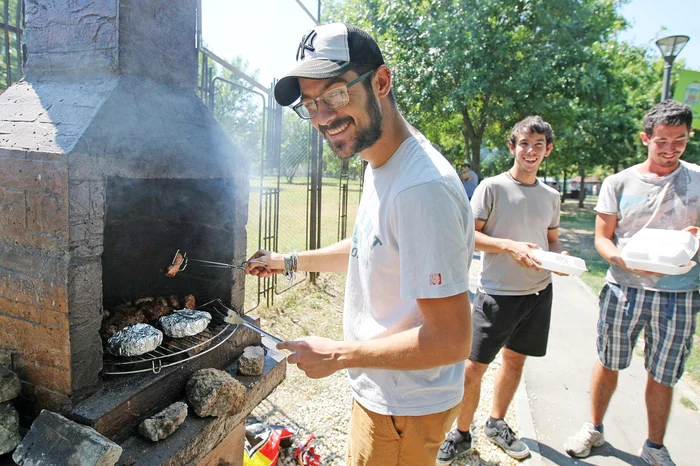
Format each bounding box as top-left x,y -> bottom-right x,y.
469,283 -> 553,364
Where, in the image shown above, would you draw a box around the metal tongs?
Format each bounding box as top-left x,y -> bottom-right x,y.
170,249 -> 267,273
219,303 -> 283,345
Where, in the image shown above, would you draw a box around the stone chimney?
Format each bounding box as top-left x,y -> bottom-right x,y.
0,0 -> 248,416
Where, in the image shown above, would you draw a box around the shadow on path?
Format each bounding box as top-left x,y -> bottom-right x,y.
538,441 -> 646,465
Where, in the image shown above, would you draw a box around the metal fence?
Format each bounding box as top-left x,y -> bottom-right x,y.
0,0 -> 23,92
197,41 -> 362,311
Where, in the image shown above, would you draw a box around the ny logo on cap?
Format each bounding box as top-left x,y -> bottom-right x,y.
297,30 -> 317,61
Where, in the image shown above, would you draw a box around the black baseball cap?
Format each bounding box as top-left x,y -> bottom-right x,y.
274,23 -> 385,106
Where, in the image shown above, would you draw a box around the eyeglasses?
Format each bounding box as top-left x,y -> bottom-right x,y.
292,70 -> 375,120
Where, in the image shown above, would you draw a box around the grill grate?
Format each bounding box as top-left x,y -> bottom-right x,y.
102,299 -> 240,375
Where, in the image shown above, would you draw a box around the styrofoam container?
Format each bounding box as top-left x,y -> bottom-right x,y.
531,250 -> 588,276
621,229 -> 699,267
622,259 -> 697,276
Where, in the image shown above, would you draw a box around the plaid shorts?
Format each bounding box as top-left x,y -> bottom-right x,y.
597,282 -> 700,386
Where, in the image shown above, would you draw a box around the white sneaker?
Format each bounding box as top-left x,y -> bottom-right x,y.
640,443 -> 676,466
564,422 -> 605,458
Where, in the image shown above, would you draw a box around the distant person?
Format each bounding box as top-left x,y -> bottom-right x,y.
438,116 -> 564,464
460,163 -> 479,199
565,100 -> 699,466
245,23 -> 475,466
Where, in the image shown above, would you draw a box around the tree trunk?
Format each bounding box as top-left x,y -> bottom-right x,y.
578,165 -> 586,208
460,109 -> 483,176
470,136 -> 482,176
561,169 -> 567,203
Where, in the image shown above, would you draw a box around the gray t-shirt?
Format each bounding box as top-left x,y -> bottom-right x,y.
595,161 -> 700,291
471,172 -> 560,295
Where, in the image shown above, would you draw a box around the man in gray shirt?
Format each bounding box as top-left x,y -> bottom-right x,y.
565,101 -> 698,466
438,116 -> 563,464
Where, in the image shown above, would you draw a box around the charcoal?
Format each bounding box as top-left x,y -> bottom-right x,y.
114,302 -> 133,313
106,323 -> 163,356
134,297 -> 155,306
160,310 -> 212,338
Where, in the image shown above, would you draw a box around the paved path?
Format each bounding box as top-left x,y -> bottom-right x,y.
523,275 -> 700,466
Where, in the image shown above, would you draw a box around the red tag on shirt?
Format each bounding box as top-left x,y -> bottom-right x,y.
430,273 -> 442,285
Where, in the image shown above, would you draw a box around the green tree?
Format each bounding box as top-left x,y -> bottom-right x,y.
325,0 -> 626,177
209,57 -> 267,175
549,40 -> 659,206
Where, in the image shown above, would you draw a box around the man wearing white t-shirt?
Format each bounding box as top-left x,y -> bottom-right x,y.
245,23 -> 474,466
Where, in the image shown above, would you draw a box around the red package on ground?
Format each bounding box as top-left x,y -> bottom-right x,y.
244,423 -> 294,466
294,434 -> 321,466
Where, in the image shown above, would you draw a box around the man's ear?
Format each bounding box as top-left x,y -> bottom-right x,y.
544,142 -> 554,157
507,142 -> 516,156
640,131 -> 650,146
374,65 -> 392,99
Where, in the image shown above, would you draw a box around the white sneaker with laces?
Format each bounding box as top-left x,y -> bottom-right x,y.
640,443 -> 676,466
564,422 -> 605,458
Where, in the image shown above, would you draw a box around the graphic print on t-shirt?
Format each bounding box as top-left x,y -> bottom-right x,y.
595,162 -> 700,291
351,207 -> 383,269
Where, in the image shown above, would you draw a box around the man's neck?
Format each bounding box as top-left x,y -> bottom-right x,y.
360,112 -> 413,169
637,159 -> 681,178
508,167 -> 537,185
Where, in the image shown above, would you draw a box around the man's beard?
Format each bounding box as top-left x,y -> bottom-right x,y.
322,92 -> 383,159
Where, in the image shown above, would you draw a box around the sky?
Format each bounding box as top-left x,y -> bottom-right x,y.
201,0 -> 319,86
201,0 -> 700,90
618,0 -> 699,71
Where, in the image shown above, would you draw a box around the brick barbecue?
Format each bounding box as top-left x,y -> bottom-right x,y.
0,0 -> 284,463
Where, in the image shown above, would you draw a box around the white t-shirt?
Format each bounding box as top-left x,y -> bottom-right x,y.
344,135 -> 475,416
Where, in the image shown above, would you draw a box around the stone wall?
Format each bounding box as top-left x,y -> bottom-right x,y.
0,148 -> 73,414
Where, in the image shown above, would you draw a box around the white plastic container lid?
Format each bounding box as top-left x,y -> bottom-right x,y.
531,250 -> 588,276
621,229 -> 699,267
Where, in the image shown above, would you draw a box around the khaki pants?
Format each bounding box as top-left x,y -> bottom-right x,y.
346,400 -> 460,466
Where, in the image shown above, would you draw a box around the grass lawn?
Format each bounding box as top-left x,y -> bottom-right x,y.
558,200 -> 607,293
558,200 -> 700,389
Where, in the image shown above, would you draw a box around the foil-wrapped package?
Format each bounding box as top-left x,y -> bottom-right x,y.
107,323 -> 163,356
159,309 -> 212,338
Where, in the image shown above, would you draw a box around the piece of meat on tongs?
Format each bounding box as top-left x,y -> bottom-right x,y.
165,249 -> 267,277
166,250 -> 186,277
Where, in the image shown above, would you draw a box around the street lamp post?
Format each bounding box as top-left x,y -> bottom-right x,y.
655,35 -> 690,102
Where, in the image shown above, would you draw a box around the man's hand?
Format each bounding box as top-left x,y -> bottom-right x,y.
684,226 -> 700,239
277,336 -> 344,379
609,255 -> 660,276
507,241 -> 543,270
244,249 -> 284,278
